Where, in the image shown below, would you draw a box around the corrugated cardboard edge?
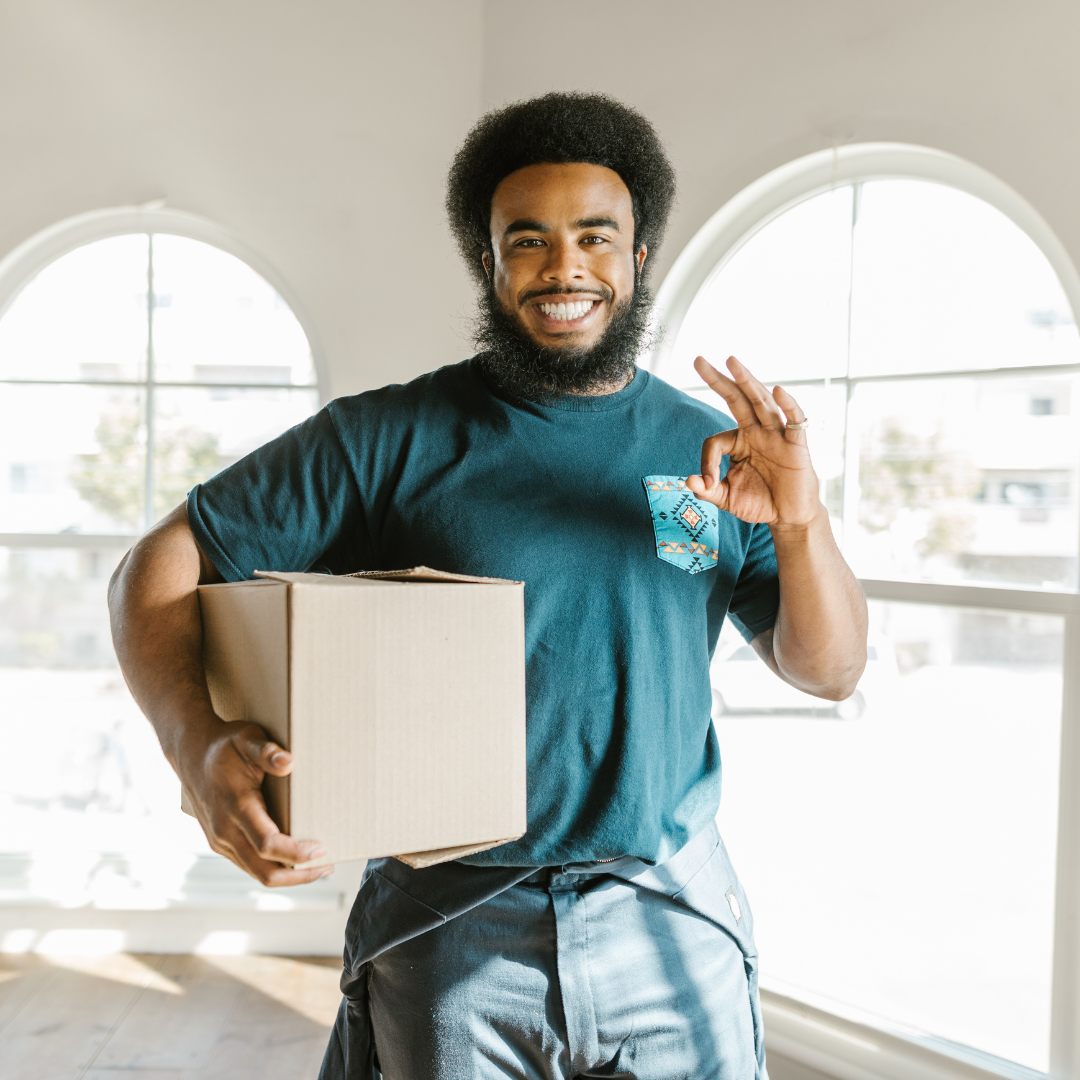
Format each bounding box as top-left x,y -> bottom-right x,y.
177,819 -> 526,870
288,833 -> 526,871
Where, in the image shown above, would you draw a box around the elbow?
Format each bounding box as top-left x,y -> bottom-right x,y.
814,655 -> 867,702
816,679 -> 862,703
776,653 -> 866,702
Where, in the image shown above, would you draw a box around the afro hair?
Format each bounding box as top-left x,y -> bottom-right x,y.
446,91 -> 676,286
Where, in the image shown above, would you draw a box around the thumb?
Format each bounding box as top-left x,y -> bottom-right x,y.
692,428 -> 738,492
686,473 -> 730,511
233,723 -> 293,777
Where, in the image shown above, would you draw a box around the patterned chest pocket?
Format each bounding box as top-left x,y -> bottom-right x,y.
642,476 -> 719,575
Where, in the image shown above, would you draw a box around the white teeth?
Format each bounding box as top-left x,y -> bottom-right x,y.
538,300 -> 595,321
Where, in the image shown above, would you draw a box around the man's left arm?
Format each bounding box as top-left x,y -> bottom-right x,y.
753,510 -> 867,699
687,355 -> 868,700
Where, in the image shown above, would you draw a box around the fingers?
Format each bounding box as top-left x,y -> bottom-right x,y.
699,428 -> 738,488
231,786 -> 324,870
772,383 -> 804,421
694,357 -> 758,427
210,821 -> 334,887
694,356 -> 786,430
724,357 -> 786,430
772,384 -> 808,442
227,725 -> 313,863
234,723 -> 293,777
686,473 -> 730,509
196,720 -> 327,885
687,429 -> 738,507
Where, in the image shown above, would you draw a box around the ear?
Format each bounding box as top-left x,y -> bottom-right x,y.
482,251 -> 493,278
636,244 -> 648,274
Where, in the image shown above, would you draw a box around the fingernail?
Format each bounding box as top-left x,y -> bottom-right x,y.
304,844 -> 327,859
271,752 -> 289,767
318,866 -> 335,878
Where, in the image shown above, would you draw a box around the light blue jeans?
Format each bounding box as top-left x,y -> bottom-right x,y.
321,825 -> 767,1079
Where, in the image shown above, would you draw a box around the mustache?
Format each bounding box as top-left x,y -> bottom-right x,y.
518,284 -> 614,305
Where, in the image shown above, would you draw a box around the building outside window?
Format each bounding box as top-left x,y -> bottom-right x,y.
650,146 -> 1080,1078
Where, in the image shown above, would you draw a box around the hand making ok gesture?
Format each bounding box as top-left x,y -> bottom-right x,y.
685,355 -> 821,529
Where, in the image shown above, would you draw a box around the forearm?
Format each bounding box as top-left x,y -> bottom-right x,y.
766,506 -> 867,699
108,506 -> 326,883
108,505 -> 222,777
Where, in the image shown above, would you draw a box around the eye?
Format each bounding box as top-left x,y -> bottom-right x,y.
580,235 -> 608,245
515,237 -> 545,248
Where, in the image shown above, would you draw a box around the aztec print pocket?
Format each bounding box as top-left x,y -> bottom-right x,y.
642,476 -> 719,574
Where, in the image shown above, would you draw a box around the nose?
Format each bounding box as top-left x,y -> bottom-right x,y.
540,237 -> 587,285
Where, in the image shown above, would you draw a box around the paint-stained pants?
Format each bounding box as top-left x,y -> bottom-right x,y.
320,825 -> 767,1080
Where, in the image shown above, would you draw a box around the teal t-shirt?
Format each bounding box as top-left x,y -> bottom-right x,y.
187,359 -> 779,867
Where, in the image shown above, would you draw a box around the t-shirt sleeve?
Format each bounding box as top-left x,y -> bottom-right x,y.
726,522 -> 780,642
186,406 -> 369,581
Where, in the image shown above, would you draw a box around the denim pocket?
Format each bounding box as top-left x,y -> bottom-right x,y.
642,476 -> 719,574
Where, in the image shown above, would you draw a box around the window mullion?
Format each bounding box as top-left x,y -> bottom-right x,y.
0,532 -> 136,548
839,182 -> 860,555
1049,379 -> 1080,1076
144,232 -> 155,534
1050,611 -> 1080,1079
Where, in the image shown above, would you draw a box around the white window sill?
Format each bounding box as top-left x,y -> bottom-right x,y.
763,988 -> 1045,1080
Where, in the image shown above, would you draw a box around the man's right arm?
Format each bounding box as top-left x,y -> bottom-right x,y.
108,503 -> 332,886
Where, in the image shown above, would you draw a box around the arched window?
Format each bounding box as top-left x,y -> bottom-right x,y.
650,146 -> 1080,1077
0,216 -> 323,916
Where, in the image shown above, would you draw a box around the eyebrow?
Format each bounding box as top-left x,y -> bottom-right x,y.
503,218 -> 549,236
502,215 -> 623,237
576,216 -> 621,231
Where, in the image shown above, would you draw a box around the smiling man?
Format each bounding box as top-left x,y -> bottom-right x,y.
109,93 -> 867,1079
472,157 -> 650,397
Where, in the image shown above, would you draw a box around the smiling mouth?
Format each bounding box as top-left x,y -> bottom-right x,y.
535,299 -> 597,322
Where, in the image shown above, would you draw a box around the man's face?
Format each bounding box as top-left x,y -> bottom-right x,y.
484,163 -> 646,350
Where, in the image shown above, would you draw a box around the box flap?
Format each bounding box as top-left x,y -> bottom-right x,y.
392,834 -> 526,869
347,565 -> 522,585
252,570 -> 383,586
253,567 -> 522,586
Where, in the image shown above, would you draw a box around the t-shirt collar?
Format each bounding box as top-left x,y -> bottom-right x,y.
475,359 -> 650,413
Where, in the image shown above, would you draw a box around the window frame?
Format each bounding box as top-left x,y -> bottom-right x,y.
0,204 -> 327,548
646,144 -> 1080,1080
0,210 -> 343,945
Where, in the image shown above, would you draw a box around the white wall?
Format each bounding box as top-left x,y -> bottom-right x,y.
2,0 -> 1079,392
0,0 -> 483,399
483,0 -> 1080,304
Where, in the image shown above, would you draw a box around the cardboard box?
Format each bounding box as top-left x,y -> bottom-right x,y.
184,566 -> 527,869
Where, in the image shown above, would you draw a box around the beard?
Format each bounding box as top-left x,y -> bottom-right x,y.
473,279 -> 656,400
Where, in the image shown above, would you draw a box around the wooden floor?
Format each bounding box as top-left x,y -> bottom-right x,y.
0,953 -> 343,1080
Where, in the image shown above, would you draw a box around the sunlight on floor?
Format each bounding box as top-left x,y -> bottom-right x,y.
0,952 -> 342,1079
